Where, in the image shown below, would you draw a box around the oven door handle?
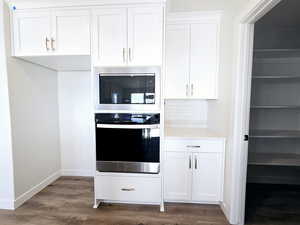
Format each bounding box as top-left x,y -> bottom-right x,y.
96,124 -> 160,129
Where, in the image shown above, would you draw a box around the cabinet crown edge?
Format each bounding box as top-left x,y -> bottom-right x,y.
6,0 -> 166,11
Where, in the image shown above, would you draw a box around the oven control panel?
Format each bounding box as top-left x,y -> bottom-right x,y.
95,113 -> 160,125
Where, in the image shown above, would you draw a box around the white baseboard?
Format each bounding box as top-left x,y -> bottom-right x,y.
0,198 -> 14,210
221,201 -> 231,223
14,171 -> 61,209
61,169 -> 93,177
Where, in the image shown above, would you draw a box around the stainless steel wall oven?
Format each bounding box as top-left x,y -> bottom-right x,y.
95,113 -> 160,174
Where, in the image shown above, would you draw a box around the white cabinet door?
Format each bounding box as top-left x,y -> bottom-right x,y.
93,8 -> 127,66
164,152 -> 191,201
190,23 -> 219,99
13,10 -> 51,56
52,9 -> 90,55
128,7 -> 163,66
192,153 -> 222,202
165,24 -> 190,99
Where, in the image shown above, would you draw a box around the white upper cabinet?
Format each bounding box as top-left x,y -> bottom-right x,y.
165,12 -> 221,99
190,23 -> 218,99
12,8 -> 91,56
11,2 -> 164,67
92,8 -> 127,66
165,24 -> 190,99
92,5 -> 164,67
127,7 -> 163,66
52,9 -> 90,55
13,10 -> 51,55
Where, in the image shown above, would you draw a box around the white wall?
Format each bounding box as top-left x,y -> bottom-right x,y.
0,0 -> 15,210
168,0 -> 249,223
4,4 -> 61,206
58,71 -> 94,177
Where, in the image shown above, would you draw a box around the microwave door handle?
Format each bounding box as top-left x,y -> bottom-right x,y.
96,124 -> 160,129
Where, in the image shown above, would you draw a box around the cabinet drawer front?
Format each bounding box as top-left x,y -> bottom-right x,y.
186,140 -> 223,153
165,139 -> 188,152
95,175 -> 161,203
165,139 -> 224,153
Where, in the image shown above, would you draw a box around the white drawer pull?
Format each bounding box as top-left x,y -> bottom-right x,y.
187,145 -> 201,148
121,188 -> 135,192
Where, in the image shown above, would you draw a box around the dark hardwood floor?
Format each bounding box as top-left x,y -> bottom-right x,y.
0,177 -> 229,225
245,183 -> 300,225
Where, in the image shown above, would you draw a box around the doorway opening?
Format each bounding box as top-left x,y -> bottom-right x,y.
245,0 -> 300,224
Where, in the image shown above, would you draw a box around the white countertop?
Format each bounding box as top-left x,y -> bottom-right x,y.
164,127 -> 226,140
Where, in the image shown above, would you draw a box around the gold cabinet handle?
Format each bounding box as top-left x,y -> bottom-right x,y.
121,188 -> 135,192
123,48 -> 126,63
51,38 -> 55,51
191,84 -> 194,96
186,84 -> 189,97
187,145 -> 201,148
45,37 -> 50,51
129,48 -> 132,62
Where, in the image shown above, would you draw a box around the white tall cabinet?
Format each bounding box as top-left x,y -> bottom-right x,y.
165,12 -> 221,99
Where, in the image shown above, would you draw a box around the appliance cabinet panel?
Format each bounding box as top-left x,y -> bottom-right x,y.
52,9 -> 90,55
92,8 -> 127,66
13,10 -> 52,56
190,23 -> 219,99
164,151 -> 191,201
127,7 -> 163,66
95,175 -> 161,203
192,153 -> 223,202
165,24 -> 190,99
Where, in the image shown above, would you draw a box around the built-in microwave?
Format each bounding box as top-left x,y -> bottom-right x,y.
94,66 -> 161,111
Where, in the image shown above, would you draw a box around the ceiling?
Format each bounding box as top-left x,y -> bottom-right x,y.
257,0 -> 300,27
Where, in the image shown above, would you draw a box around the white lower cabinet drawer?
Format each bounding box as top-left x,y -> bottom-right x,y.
165,139 -> 224,153
95,175 -> 161,204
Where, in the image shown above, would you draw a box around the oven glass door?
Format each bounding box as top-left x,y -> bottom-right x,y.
99,74 -> 155,104
96,126 -> 160,163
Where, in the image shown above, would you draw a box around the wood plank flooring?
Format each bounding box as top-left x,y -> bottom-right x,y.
0,177 -> 229,225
